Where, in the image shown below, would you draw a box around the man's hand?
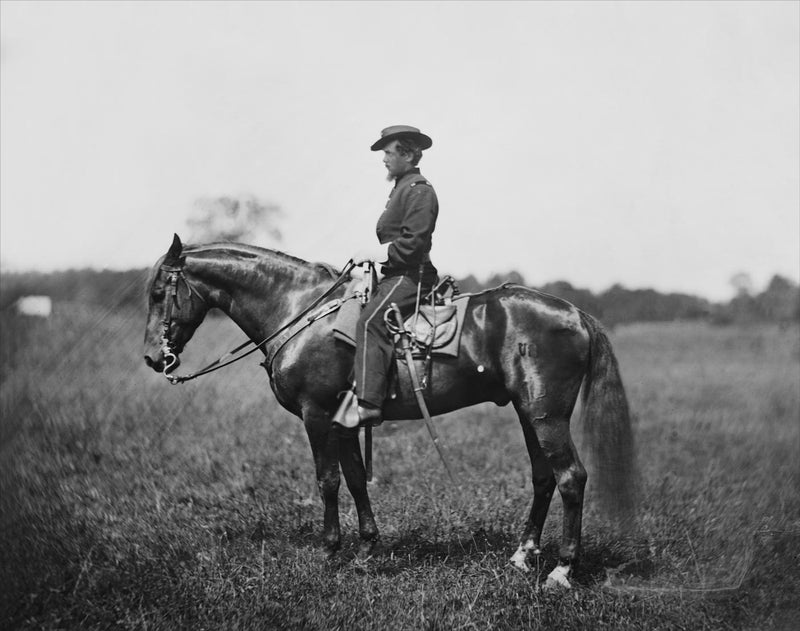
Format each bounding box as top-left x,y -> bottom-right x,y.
351,244 -> 387,265
350,264 -> 384,282
350,244 -> 386,282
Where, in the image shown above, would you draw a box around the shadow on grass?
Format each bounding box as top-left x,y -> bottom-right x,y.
317,524 -> 641,588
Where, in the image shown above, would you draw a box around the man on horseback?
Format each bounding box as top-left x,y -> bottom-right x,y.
344,125 -> 440,427
145,142 -> 635,577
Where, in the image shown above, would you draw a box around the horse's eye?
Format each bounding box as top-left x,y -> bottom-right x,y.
151,289 -> 166,302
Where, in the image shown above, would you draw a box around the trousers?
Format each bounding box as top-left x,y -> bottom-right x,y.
354,274 -> 432,408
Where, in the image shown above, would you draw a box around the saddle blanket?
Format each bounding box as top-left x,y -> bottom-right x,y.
331,294 -> 469,358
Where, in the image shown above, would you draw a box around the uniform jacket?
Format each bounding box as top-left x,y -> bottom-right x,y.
376,168 -> 438,282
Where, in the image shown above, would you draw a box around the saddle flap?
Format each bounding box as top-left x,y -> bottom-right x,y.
404,304 -> 458,348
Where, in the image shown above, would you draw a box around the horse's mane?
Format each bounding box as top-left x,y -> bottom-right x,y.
183,242 -> 339,278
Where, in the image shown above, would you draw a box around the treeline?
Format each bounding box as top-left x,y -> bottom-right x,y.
1,267 -> 798,327
457,272 -> 799,327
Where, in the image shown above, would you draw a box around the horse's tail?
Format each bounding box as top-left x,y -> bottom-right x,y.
578,311 -> 637,528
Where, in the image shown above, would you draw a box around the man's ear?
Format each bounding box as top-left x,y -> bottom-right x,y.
164,233 -> 185,266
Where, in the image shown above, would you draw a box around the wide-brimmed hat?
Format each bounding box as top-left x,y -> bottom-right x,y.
370,125 -> 433,151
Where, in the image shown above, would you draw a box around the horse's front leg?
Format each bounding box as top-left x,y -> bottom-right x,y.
335,424 -> 379,558
303,406 -> 342,556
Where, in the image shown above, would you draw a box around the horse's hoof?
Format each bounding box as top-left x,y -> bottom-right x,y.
511,559 -> 530,572
324,548 -> 339,561
544,564 -> 572,590
317,547 -> 339,564
509,541 -> 541,572
321,540 -> 341,560
356,537 -> 378,561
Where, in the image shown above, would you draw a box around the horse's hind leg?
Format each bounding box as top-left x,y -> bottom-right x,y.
513,401 -> 587,588
510,424 -> 556,572
335,424 -> 379,558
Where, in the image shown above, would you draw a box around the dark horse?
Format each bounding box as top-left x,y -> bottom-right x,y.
143,235 -> 635,588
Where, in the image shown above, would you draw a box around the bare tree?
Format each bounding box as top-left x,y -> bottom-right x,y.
186,194 -> 282,245
730,272 -> 754,297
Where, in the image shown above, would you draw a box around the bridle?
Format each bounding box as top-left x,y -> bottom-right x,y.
158,263 -> 207,376
156,258 -> 356,385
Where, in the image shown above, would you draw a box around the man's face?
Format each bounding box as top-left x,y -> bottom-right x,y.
382,140 -> 414,180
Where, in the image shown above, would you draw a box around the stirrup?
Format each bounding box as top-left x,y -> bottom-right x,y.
333,391 -> 382,428
343,404 -> 382,428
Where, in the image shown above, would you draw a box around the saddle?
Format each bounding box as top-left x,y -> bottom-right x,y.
404,304 -> 458,349
330,277 -> 468,358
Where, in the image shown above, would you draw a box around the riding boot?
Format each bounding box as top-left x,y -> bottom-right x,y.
341,400 -> 382,428
357,402 -> 382,426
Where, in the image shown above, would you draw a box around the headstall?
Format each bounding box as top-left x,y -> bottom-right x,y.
158,264 -> 206,377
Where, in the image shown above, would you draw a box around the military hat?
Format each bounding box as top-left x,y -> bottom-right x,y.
370,125 -> 433,151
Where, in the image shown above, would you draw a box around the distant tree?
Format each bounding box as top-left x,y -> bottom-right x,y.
730,272 -> 754,297
599,284 -> 633,326
455,270 -> 526,294
457,274 -> 482,294
723,271 -> 760,324
486,270 -> 526,288
712,274 -> 800,326
756,275 -> 800,323
599,284 -> 709,326
540,280 -> 603,319
186,194 -> 282,245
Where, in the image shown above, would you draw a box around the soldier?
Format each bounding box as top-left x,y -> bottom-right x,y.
346,125 -> 440,427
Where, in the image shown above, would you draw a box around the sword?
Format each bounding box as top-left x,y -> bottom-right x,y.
389,303 -> 458,485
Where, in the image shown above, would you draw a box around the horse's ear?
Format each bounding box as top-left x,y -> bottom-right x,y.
165,233 -> 184,266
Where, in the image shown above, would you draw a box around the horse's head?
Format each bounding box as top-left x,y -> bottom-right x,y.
143,234 -> 209,375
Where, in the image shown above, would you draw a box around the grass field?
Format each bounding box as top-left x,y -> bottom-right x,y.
1,299 -> 798,630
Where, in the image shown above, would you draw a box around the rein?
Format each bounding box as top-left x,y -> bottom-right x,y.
161,259 -> 356,385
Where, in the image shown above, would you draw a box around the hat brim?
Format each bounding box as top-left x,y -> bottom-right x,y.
370,131 -> 433,152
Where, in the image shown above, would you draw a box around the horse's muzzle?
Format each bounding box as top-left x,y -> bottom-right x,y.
143,351 -> 181,374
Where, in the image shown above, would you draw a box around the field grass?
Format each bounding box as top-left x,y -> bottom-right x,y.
1,298 -> 798,630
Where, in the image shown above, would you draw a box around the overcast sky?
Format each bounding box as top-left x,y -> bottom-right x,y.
1,1 -> 797,300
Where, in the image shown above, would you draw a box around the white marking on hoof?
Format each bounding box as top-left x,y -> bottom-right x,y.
545,564 -> 572,590
510,549 -> 530,572
509,539 -> 540,572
